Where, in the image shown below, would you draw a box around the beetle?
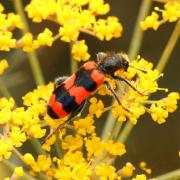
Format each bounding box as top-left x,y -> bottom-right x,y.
45,52 -> 146,141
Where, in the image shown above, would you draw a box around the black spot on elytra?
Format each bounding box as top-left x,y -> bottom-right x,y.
75,68 -> 97,92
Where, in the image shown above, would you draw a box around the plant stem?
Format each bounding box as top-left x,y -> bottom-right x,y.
128,0 -> 152,60
30,139 -> 46,155
55,139 -> 63,158
13,0 -> 46,155
1,159 -> 36,180
111,121 -> 123,140
117,121 -> 134,143
155,168 -> 180,180
13,0 -> 45,85
156,19 -> 180,72
0,80 -> 11,98
12,147 -> 24,162
70,42 -> 78,73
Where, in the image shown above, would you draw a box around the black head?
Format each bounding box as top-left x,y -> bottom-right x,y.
97,52 -> 129,75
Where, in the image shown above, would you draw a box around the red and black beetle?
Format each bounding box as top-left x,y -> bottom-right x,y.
46,52 -> 145,141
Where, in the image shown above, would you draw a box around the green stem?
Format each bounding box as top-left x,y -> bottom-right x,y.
1,159 -> 36,180
117,121 -> 134,143
101,116 -> 116,140
156,19 -> 180,72
55,139 -> 63,158
12,147 -> 24,162
13,0 -> 45,85
0,80 -> 11,98
154,168 -> 180,180
30,139 -> 46,155
128,0 -> 152,60
111,121 -> 123,140
70,43 -> 78,73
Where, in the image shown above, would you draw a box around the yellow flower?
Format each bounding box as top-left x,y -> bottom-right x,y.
149,92 -> 179,124
0,108 -> 12,125
25,0 -> 56,22
161,1 -> 180,22
71,40 -> 90,61
23,154 -> 52,173
0,59 -> 8,75
7,13 -> 24,29
42,134 -> 56,152
14,166 -> 24,176
0,139 -> 13,160
19,33 -> 38,52
141,1 -> 180,30
9,127 -> 26,147
0,3 -> 4,13
59,23 -> 80,42
79,10 -> 95,29
162,92 -> 179,112
69,0 -> 89,6
73,116 -> 95,135
0,97 -> 15,109
61,151 -> 85,168
62,135 -> 83,151
89,0 -> 110,15
89,97 -> 104,118
71,162 -> 91,179
118,162 -> 135,178
23,153 -> 35,165
28,124 -> 46,138
12,107 -> 26,126
94,17 -> 123,41
150,103 -> 168,124
132,174 -> 147,180
96,163 -> 117,180
105,140 -> 126,156
85,134 -> 105,159
37,28 -> 54,46
140,12 -> 160,30
139,161 -> 152,174
0,31 -> 16,51
55,166 -> 72,180
23,83 -> 53,106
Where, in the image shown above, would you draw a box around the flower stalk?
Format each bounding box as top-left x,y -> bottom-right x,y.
156,19 -> 180,72
13,0 -> 45,85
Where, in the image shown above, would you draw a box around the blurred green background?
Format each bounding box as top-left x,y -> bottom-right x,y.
0,0 -> 179,178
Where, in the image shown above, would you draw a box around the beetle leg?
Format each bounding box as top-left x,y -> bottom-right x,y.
43,100 -> 86,144
104,81 -> 132,114
112,75 -> 146,96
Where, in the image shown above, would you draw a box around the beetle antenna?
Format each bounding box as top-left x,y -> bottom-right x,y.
129,64 -> 147,73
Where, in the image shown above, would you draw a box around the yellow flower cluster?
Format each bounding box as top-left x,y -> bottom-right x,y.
0,83 -> 54,161
0,3 -> 23,51
25,0 -> 123,61
17,28 -> 54,52
118,162 -> 135,178
0,0 -> 122,61
150,92 -> 179,124
109,56 -> 178,125
141,0 -> 180,30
